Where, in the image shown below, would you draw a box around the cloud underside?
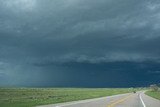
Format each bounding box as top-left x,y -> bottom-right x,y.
0,0 -> 160,87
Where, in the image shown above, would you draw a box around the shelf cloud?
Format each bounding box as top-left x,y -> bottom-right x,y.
0,0 -> 160,87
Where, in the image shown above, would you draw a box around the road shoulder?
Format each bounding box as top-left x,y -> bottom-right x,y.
141,91 -> 160,107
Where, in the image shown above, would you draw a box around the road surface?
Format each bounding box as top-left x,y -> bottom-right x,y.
37,92 -> 160,107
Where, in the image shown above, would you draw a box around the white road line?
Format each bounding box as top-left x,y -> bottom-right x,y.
140,93 -> 146,107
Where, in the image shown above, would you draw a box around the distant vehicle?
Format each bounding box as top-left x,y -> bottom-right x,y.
133,91 -> 136,93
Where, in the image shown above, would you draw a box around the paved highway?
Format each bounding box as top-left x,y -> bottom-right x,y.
37,92 -> 160,107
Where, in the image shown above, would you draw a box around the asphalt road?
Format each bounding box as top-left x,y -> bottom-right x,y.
38,92 -> 160,107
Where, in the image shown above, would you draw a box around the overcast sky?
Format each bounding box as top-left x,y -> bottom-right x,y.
0,0 -> 160,87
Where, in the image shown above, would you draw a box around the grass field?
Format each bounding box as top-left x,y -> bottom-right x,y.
145,91 -> 160,100
0,88 -> 140,107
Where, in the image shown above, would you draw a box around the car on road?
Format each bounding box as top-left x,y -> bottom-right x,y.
133,91 -> 136,93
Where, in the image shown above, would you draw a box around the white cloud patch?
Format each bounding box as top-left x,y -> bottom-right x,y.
34,52 -> 160,64
148,70 -> 160,74
3,0 -> 37,12
146,2 -> 160,11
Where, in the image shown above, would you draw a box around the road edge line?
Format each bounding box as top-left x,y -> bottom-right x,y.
140,93 -> 146,107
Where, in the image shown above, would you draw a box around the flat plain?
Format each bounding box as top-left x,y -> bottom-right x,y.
145,91 -> 160,100
0,88 -> 138,107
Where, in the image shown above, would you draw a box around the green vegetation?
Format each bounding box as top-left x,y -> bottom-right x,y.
145,91 -> 160,100
0,88 -> 140,107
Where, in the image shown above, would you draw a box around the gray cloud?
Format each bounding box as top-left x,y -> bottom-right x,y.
0,0 -> 160,87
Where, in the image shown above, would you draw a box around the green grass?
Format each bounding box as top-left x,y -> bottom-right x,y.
0,88 -> 140,107
145,91 -> 160,100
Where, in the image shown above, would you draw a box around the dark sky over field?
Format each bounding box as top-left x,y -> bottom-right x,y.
0,0 -> 160,87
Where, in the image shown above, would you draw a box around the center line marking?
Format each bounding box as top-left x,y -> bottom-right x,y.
107,94 -> 133,107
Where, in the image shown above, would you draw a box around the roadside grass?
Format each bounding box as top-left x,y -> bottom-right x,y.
145,91 -> 160,100
0,88 -> 141,107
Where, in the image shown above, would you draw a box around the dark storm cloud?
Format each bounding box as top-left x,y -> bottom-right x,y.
0,0 -> 160,87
